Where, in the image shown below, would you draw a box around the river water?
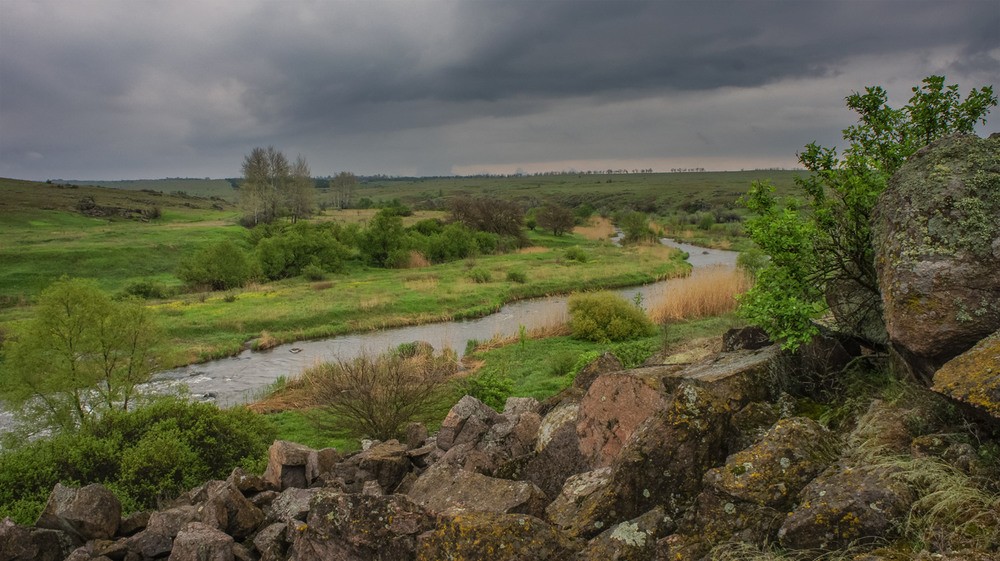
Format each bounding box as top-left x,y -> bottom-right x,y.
0,240 -> 737,433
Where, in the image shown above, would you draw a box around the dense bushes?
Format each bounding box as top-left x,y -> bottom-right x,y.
568,291 -> 655,342
176,239 -> 256,290
0,396 -> 275,523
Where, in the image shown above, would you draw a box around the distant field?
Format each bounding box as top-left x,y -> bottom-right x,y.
53,170 -> 804,210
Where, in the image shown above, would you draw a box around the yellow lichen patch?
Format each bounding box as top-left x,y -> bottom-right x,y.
932,330 -> 1000,418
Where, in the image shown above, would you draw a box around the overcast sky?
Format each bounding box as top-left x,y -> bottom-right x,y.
1,1 -> 998,180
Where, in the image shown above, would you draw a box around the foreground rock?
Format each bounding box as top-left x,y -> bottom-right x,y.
35,483 -> 121,543
933,329 -> 1000,419
873,133 -> 1000,380
416,512 -> 576,561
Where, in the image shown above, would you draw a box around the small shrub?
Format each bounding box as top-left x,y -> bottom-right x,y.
467,267 -> 492,283
177,239 -> 255,291
465,369 -> 515,412
302,263 -> 326,281
568,291 -> 655,342
736,248 -> 768,278
123,279 -> 174,300
547,352 -> 579,378
506,269 -> 527,283
564,246 -> 588,263
569,351 -> 602,378
697,212 -> 716,230
222,292 -> 238,303
610,339 -> 659,368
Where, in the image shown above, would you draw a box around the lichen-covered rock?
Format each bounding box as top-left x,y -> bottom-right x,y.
728,401 -> 779,452
703,417 -> 838,508
548,383 -> 729,539
503,396 -> 541,416
35,483 -> 121,542
168,521 -> 234,561
406,462 -> 549,517
290,491 -> 435,560
778,462 -> 914,550
573,351 -> 624,391
264,488 -> 321,524
405,422 -> 429,449
933,329 -> 1000,419
252,521 -> 292,561
658,490 -> 783,560
416,512 -> 576,561
545,467 -> 613,536
228,466 -> 267,495
576,370 -> 667,469
654,344 -> 790,411
437,395 -> 503,451
465,410 -> 542,474
0,517 -> 74,561
722,326 -> 772,352
577,506 -> 675,561
873,133 -> 1000,381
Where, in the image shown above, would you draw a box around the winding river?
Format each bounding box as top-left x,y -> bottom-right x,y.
152,239 -> 737,406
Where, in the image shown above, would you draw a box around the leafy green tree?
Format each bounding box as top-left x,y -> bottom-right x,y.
0,278 -> 162,432
286,155 -> 315,223
177,239 -> 256,290
359,209 -> 407,267
739,76 -> 996,350
617,211 -> 653,244
239,146 -> 291,226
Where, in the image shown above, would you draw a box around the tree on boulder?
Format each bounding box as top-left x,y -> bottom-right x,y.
739,75 -> 996,350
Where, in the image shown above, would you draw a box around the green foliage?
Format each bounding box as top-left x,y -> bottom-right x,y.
537,204 -> 575,236
1,277 -> 163,432
609,338 -> 659,368
359,209 -> 407,267
176,239 -> 256,290
506,268 -> 527,283
467,267 -> 492,283
740,75 -> 996,349
697,212 -> 715,231
123,279 -> 175,300
465,368 -> 515,412
0,396 -> 275,523
736,247 -> 768,278
252,222 -> 349,279
564,246 -> 589,263
302,263 -> 326,281
616,211 -> 653,244
569,350 -> 602,378
568,291 -> 656,342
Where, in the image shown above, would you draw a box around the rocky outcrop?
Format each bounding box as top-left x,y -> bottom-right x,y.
416,512 -> 576,561
873,133 -> 1000,380
933,328 -> 1000,419
35,483 -> 121,543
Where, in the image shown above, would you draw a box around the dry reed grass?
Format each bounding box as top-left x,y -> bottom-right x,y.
575,216 -> 616,241
404,275 -> 440,292
255,330 -> 280,350
360,296 -> 386,312
405,251 -> 431,269
516,246 -> 549,254
646,265 -> 753,323
312,281 -> 334,291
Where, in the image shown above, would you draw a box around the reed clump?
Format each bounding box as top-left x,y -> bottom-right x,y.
646,265 -> 753,323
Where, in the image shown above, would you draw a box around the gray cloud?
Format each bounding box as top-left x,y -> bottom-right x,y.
1,0 -> 997,180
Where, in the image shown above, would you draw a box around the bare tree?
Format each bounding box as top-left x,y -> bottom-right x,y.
305,348 -> 456,441
287,155 -> 314,222
536,204 -> 575,236
329,171 -> 357,209
240,146 -> 290,226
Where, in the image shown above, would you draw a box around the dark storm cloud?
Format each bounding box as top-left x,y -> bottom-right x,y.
1,0 -> 997,179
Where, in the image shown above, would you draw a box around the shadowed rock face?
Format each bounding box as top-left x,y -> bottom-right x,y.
873,133 -> 1000,381
933,329 -> 1000,419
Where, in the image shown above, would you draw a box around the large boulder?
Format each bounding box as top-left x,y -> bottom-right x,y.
933,328 -> 1000,419
0,517 -> 75,561
262,440 -> 338,490
290,491 -> 435,560
524,402 -> 587,499
778,461 -> 914,550
168,521 -> 234,561
35,483 -> 121,542
191,480 -> 264,540
406,462 -> 548,517
702,417 -> 838,509
416,512 -> 576,561
576,370 -> 667,469
436,395 -> 502,451
577,506 -> 674,561
873,133 -> 1000,381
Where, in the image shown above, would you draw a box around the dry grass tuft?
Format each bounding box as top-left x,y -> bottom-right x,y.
515,246 -> 549,254
404,251 -> 432,269
255,330 -> 281,351
575,216 -> 616,241
647,265 -> 753,323
312,281 -> 334,291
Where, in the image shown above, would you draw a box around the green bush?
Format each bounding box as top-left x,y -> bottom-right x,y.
568,292 -> 656,342
467,267 -> 492,283
610,339 -> 659,368
564,246 -> 588,263
177,239 -> 256,290
123,279 -> 175,300
302,263 -> 326,281
0,396 -> 275,523
736,247 -> 768,278
697,212 -> 716,231
506,269 -> 527,283
465,369 -> 515,411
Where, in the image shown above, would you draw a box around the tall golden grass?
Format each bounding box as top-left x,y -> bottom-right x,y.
646,265 -> 753,323
575,216 -> 616,241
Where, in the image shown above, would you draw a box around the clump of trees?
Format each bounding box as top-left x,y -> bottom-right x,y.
739,75 -> 996,350
239,146 -> 315,227
536,204 -> 575,236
